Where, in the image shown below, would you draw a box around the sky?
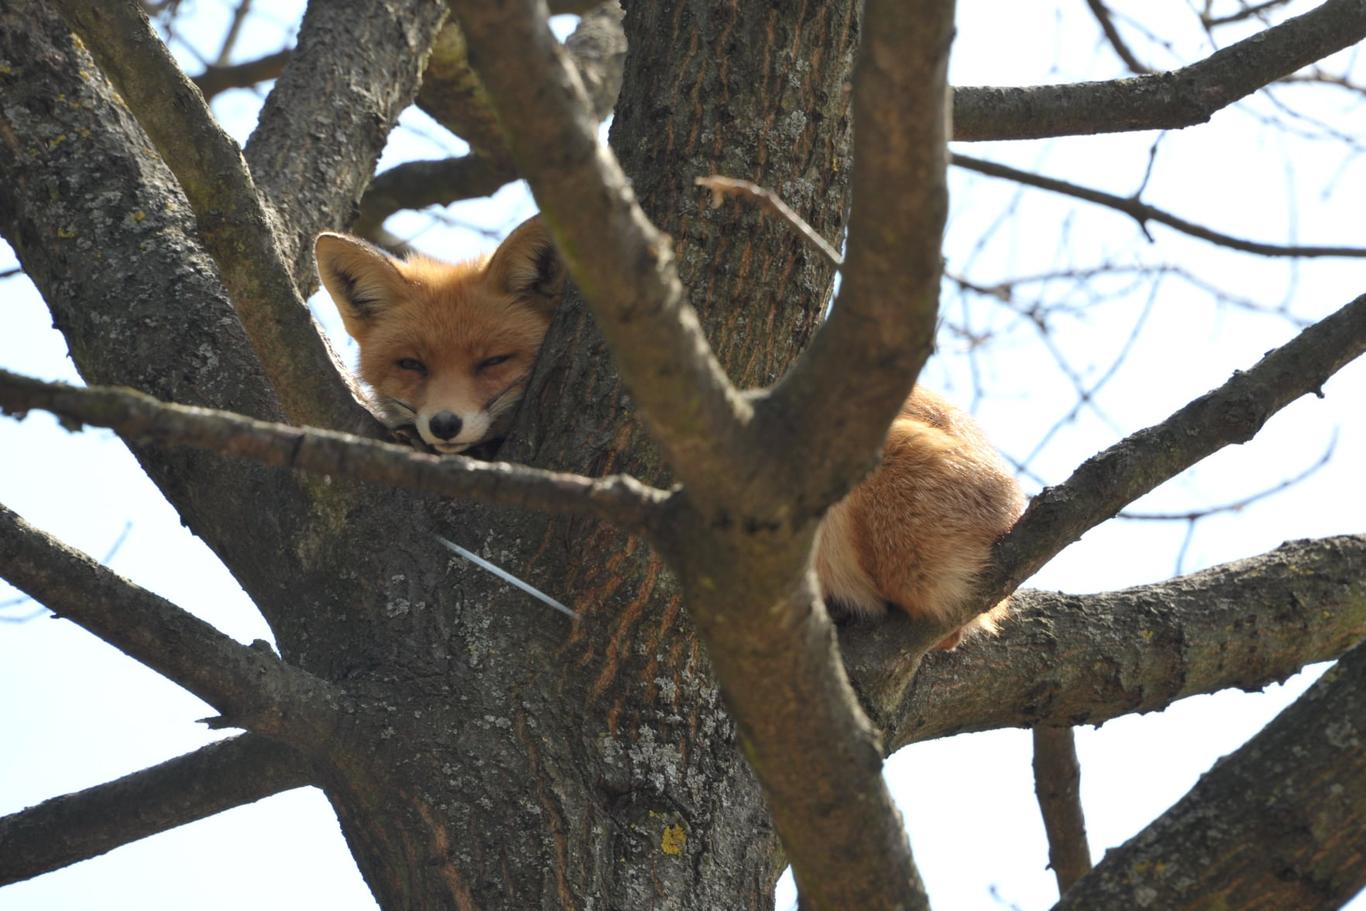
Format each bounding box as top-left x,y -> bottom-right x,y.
1,2 -> 1364,909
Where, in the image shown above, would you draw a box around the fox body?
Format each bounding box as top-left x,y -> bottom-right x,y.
316,218 -> 1018,644
814,388 -> 1024,648
314,217 -> 565,453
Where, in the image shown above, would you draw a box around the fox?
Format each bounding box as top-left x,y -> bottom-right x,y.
314,217 -> 565,454
813,387 -> 1025,650
315,217 -> 1020,647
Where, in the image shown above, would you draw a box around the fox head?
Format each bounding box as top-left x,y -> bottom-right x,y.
315,217 -> 566,454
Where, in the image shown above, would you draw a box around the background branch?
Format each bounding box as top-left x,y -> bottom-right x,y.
953,0 -> 1366,140
1056,639 -> 1366,909
192,49 -> 289,100
0,505 -> 343,742
0,735 -> 311,885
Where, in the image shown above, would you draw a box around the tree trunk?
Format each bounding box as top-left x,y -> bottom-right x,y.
1,1 -> 855,907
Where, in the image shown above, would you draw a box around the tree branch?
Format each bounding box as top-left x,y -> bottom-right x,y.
353,154 -> 518,242
243,0 -> 448,285
977,292 -> 1366,621
192,48 -> 290,100
1055,638 -> 1366,910
0,504 -> 345,742
1084,0 -> 1151,74
953,0 -> 1366,141
1032,727 -> 1092,895
52,0 -> 366,432
0,370 -> 670,533
953,152 -> 1366,258
0,735 -> 311,885
447,0 -> 749,501
755,0 -> 952,518
838,534 -> 1366,747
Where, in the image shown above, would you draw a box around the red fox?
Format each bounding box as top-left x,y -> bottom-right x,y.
315,218 -> 1020,646
314,217 -> 565,454
814,388 -> 1024,649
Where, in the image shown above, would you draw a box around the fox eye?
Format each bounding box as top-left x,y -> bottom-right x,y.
477,354 -> 513,371
397,358 -> 427,374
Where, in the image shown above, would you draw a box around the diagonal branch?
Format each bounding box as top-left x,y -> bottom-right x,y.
954,0 -> 1366,141
838,534 -> 1366,748
192,48 -> 289,100
975,292 -> 1366,624
243,0 -> 448,284
0,735 -> 312,885
1055,639 -> 1366,910
756,0 -> 953,516
953,152 -> 1366,258
52,0 -> 365,432
1084,0 -> 1151,74
0,370 -> 670,533
0,504 -> 345,742
447,0 -> 749,501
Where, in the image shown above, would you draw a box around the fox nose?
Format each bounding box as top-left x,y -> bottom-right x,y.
428,412 -> 463,441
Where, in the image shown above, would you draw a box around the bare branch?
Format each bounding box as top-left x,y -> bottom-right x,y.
353,155 -> 518,242
978,292 -> 1366,620
755,0 -> 953,520
0,370 -> 670,533
1032,727 -> 1092,895
243,0 -> 448,284
0,735 -> 311,885
52,0 -> 365,430
953,152 -> 1366,257
356,8 -> 625,238
448,0 -> 748,501
1085,0 -> 1152,74
192,49 -> 289,100
954,0 -> 1366,141
1056,639 -> 1366,910
840,535 -> 1366,747
0,504 -> 345,740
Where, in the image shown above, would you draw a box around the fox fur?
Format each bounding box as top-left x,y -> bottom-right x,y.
315,218 -> 1020,647
314,217 -> 565,454
814,388 -> 1024,649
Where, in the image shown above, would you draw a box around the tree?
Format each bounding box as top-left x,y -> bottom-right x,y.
1,0 -> 1364,909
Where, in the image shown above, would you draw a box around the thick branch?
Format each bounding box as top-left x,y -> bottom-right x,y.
448,0 -> 748,501
953,152 -> 1366,258
839,535 -> 1366,747
53,0 -> 364,431
757,0 -> 952,518
243,0 -> 448,284
0,735 -> 311,885
978,293 -> 1366,618
0,504 -> 344,741
954,0 -> 1366,141
1055,639 -> 1366,910
0,370 -> 670,533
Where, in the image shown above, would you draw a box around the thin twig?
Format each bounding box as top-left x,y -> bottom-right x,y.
1085,0 -> 1152,74
695,176 -> 844,269
953,152 -> 1366,258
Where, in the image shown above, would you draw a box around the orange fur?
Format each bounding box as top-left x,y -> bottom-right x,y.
314,217 -> 565,453
814,387 -> 1024,649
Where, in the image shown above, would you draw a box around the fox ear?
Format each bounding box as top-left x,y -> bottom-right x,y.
314,233 -> 408,339
484,216 -> 566,313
